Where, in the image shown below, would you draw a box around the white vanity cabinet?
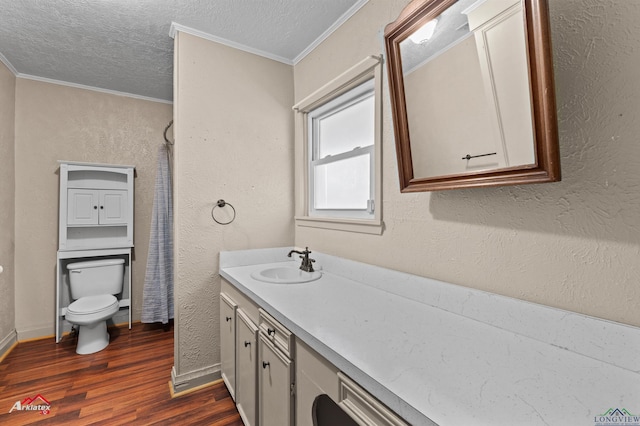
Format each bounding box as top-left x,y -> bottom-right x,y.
258,309 -> 295,426
236,309 -> 259,426
220,292 -> 238,401
220,282 -> 262,426
220,278 -> 408,426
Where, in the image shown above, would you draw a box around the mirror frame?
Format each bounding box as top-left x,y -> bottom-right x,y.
385,0 -> 560,192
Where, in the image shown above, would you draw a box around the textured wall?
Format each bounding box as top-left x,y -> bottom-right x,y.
294,0 -> 640,327
172,32 -> 294,388
14,79 -> 172,339
0,62 -> 16,347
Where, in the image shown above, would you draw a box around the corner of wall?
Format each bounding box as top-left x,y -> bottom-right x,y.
171,364 -> 222,395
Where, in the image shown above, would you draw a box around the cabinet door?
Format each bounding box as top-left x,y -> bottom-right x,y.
220,293 -> 237,400
67,189 -> 99,225
259,333 -> 294,426
99,190 -> 128,225
236,310 -> 259,426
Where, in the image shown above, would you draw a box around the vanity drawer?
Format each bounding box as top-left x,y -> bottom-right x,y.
259,308 -> 293,357
338,372 -> 408,426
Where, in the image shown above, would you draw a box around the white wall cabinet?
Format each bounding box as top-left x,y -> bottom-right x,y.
56,161 -> 135,343
67,189 -> 128,226
59,161 -> 134,251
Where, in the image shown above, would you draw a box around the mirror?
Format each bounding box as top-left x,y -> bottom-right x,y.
385,0 -> 560,191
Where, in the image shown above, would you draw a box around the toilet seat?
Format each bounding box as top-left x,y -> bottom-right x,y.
67,294 -> 119,315
66,295 -> 119,325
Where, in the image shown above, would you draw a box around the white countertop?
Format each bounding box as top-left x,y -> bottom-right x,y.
219,247 -> 640,426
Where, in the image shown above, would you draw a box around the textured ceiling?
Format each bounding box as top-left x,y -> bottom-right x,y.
0,0 -> 366,102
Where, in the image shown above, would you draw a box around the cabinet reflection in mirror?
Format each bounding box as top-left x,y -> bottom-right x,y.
385,0 -> 560,192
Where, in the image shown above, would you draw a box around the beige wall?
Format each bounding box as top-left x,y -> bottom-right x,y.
406,36 -> 501,177
294,0 -> 640,327
14,79 -> 172,339
172,32 -> 294,389
0,62 -> 16,350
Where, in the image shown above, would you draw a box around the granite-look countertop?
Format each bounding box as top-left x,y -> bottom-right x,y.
219,247 -> 640,426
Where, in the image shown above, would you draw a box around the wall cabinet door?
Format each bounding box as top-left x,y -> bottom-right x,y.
259,333 -> 294,426
220,293 -> 237,401
67,189 -> 127,225
67,189 -> 100,225
236,309 -> 259,426
99,190 -> 127,224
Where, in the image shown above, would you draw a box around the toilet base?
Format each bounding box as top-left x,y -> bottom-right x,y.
76,321 -> 110,355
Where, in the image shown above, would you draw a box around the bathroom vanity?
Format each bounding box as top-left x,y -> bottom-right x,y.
219,247 -> 640,426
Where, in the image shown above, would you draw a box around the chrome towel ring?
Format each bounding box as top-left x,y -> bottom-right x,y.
211,199 -> 235,225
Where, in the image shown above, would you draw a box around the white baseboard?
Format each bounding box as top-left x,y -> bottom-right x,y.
0,329 -> 17,360
16,325 -> 54,341
171,363 -> 222,394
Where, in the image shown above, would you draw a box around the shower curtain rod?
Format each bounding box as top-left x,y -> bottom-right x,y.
163,120 -> 174,146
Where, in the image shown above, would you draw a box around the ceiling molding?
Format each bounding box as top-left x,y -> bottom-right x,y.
0,51 -> 18,75
292,0 -> 369,65
17,74 -> 172,105
170,22 -> 294,65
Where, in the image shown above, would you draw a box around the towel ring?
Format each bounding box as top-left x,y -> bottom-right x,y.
211,199 -> 235,225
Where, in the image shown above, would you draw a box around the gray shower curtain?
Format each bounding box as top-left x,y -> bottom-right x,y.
141,145 -> 174,324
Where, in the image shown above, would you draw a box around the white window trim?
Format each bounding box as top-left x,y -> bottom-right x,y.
293,55 -> 383,235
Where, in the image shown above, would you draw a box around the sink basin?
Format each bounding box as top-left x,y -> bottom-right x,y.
251,266 -> 322,284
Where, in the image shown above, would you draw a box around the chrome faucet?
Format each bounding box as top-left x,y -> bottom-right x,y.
287,247 -> 315,272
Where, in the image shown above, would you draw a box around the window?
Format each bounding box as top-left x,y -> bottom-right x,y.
293,56 -> 382,234
309,80 -> 375,219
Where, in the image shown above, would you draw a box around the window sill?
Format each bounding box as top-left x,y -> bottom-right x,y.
295,216 -> 383,235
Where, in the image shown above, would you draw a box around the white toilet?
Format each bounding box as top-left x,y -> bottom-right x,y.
65,258 -> 124,355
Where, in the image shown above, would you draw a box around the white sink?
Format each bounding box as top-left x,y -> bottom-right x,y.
251,266 -> 322,284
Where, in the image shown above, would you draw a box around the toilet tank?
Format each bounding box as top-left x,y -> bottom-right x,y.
67,258 -> 125,299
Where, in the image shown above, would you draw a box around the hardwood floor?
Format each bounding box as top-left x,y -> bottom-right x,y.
0,323 -> 242,425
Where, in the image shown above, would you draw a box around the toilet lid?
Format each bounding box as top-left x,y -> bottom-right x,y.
67,294 -> 119,315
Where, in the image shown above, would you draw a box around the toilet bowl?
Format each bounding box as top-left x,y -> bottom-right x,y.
66,258 -> 124,355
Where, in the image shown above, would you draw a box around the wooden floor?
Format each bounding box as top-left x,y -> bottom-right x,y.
0,323 -> 242,425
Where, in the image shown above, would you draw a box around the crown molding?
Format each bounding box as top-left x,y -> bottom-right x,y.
292,0 -> 369,65
16,74 -> 172,104
0,52 -> 18,75
170,22 -> 293,65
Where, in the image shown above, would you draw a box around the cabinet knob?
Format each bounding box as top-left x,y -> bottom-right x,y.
262,361 -> 270,369
244,341 -> 251,347
267,328 -> 275,336
93,206 -> 98,210
100,206 -> 104,209
225,316 -> 232,322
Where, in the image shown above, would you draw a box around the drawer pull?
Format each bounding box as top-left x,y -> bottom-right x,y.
225,316 -> 232,322
267,328 -> 275,336
244,341 -> 251,347
262,361 -> 270,369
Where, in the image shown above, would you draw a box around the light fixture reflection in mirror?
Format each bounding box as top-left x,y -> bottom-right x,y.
409,18 -> 438,43
385,0 -> 560,192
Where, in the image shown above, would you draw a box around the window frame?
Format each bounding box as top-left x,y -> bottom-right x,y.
308,79 -> 376,219
293,56 -> 383,235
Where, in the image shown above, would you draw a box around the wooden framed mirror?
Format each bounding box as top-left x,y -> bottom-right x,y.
384,0 -> 560,192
